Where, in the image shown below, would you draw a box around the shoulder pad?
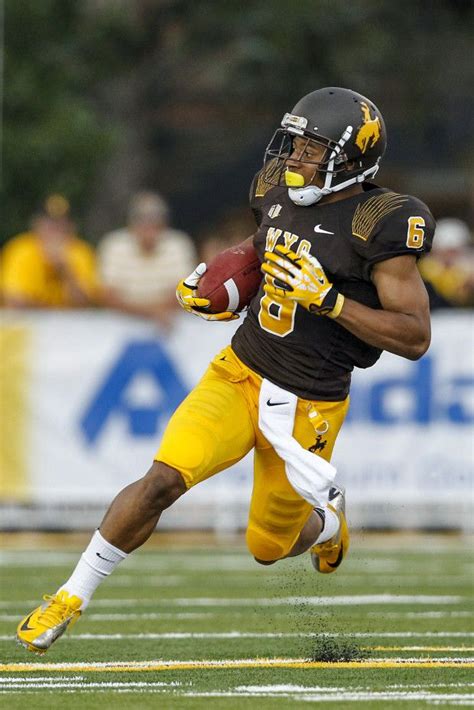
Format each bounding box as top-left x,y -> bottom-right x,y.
251,161 -> 283,201
254,171 -> 275,199
249,166 -> 283,226
351,191 -> 435,268
351,191 -> 411,243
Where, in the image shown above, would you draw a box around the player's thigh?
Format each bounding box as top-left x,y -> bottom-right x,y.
247,397 -> 349,560
155,368 -> 255,489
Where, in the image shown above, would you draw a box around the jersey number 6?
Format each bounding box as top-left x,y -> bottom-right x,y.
406,216 -> 425,249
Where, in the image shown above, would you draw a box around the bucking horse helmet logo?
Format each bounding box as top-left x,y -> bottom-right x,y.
355,102 -> 381,154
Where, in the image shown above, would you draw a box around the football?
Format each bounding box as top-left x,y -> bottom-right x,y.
197,240 -> 262,313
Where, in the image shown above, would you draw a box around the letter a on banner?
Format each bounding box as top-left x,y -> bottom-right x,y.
80,340 -> 188,445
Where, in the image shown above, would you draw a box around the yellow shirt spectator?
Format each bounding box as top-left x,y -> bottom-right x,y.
418,218 -> 474,308
2,228 -> 97,309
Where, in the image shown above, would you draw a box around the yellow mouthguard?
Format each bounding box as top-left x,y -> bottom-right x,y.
284,170 -> 305,187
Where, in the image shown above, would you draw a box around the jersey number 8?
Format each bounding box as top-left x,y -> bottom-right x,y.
258,276 -> 297,337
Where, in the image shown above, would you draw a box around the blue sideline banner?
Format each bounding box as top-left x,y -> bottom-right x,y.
1,310 -> 472,529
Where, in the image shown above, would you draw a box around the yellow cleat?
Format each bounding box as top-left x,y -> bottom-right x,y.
310,486 -> 350,574
16,590 -> 82,654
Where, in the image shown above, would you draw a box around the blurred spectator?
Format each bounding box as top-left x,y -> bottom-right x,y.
2,195 -> 97,309
199,208 -> 257,263
98,192 -> 196,328
419,218 -> 474,309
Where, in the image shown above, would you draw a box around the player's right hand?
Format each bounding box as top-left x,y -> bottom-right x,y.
176,264 -> 239,321
262,246 -> 344,318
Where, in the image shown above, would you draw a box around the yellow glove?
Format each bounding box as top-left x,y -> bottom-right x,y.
261,245 -> 345,318
176,263 -> 239,321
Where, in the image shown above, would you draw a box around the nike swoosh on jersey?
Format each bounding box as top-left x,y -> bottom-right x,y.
314,224 -> 334,235
266,399 -> 290,407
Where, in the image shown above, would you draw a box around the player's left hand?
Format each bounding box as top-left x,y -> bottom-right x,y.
262,245 -> 344,318
176,264 -> 239,321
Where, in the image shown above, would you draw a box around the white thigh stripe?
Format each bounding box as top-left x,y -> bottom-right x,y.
258,379 -> 336,507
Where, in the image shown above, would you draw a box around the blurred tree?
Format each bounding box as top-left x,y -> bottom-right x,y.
3,0 -> 473,246
2,0 -> 134,241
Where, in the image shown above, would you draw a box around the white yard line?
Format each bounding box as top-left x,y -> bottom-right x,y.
0,594 -> 463,617
0,612 -> 212,622
2,631 -> 474,642
125,594 -> 464,606
1,549 -> 470,570
0,683 -> 473,703
0,599 -> 165,609
368,611 -> 473,618
173,690 -> 474,702
385,683 -> 474,689
370,646 -> 474,652
0,680 -> 473,691
0,681 -> 181,688
0,676 -> 85,682
75,594 -> 464,607
2,690 -> 473,703
3,595 -> 468,609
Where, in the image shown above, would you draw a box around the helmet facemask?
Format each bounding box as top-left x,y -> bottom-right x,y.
263,113 -> 382,206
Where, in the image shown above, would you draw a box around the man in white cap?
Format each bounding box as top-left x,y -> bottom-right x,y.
98,191 -> 197,327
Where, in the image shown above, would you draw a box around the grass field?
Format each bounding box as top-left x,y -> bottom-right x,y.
0,532 -> 473,708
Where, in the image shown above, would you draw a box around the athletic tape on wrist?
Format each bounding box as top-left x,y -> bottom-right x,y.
327,293 -> 345,319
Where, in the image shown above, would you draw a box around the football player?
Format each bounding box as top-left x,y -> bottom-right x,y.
17,87 -> 434,653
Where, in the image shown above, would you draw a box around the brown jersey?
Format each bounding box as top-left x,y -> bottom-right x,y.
231,175 -> 435,401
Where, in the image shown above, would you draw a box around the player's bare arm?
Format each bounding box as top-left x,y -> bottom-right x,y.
263,245 -> 431,361
335,254 -> 430,360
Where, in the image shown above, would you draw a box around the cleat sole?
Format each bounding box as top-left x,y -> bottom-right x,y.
16,637 -> 47,655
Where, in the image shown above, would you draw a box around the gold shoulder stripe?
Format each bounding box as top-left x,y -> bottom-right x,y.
352,192 -> 409,242
255,159 -> 282,198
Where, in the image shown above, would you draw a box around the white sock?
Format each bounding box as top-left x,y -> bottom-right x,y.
58,530 -> 128,609
314,506 -> 340,544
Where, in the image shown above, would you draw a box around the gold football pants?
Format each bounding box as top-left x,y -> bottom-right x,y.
155,345 -> 349,561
